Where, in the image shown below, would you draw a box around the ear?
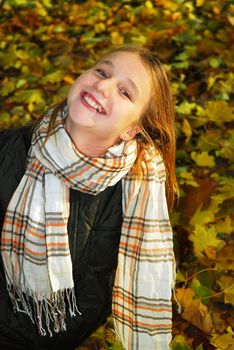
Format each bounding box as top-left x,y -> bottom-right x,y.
120,126 -> 141,141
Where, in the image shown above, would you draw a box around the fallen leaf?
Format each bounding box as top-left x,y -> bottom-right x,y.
190,225 -> 222,257
216,246 -> 234,271
205,101 -> 234,126
176,288 -> 213,333
190,206 -> 215,227
218,276 -> 234,306
171,335 -> 193,350
183,302 -> 213,334
211,331 -> 234,350
216,216 -> 233,235
191,151 -> 215,168
182,118 -> 192,143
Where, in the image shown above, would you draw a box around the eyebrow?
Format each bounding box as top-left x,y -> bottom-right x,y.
99,59 -> 139,97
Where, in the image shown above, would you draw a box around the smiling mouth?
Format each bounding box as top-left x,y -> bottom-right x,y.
81,92 -> 107,115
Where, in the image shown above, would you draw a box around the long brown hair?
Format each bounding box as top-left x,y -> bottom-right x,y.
38,46 -> 177,210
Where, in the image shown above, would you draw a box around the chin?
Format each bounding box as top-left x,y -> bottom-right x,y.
67,104 -> 93,127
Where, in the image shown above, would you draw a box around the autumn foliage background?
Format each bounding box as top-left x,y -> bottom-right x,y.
0,0 -> 233,349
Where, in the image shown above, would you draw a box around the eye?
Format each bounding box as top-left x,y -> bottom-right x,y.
120,88 -> 131,100
95,68 -> 108,79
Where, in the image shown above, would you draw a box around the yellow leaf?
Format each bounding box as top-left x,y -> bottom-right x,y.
205,101 -> 234,125
63,75 -> 75,85
176,101 -> 197,115
218,276 -> 234,306
190,206 -> 215,227
198,130 -> 220,152
216,216 -> 233,235
171,335 -> 193,349
190,225 -> 222,256
94,22 -> 106,33
145,1 -> 153,9
179,170 -> 199,187
227,15 -> 234,26
16,79 -> 27,89
191,151 -> 215,167
41,70 -> 64,84
196,0 -> 205,7
220,138 -> 234,162
182,118 -> 192,143
110,32 -> 124,45
13,0 -> 28,4
28,102 -> 35,112
14,89 -> 44,105
1,79 -> 15,96
176,288 -> 195,309
227,327 -> 234,335
211,332 -> 234,350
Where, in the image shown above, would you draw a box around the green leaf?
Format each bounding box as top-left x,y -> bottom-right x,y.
176,269 -> 186,283
0,111 -> 11,122
1,79 -> 15,96
109,342 -> 124,350
209,57 -> 223,68
190,278 -> 212,299
197,130 -> 221,152
195,345 -> 204,350
41,70 -> 64,84
171,335 -> 193,350
176,101 -> 197,115
13,89 -> 44,105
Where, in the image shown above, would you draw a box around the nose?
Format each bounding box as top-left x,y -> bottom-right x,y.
94,77 -> 116,98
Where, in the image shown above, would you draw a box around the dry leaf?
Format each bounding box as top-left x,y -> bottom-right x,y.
176,288 -> 213,333
218,276 -> 234,306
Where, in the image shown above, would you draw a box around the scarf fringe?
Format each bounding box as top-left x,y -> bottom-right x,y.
7,283 -> 81,337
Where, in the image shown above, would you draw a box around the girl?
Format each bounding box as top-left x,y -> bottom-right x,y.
0,46 -> 177,350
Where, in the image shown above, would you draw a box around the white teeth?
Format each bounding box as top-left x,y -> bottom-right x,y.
83,94 -> 103,113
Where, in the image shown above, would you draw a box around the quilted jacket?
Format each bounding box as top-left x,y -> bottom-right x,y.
0,125 -> 122,350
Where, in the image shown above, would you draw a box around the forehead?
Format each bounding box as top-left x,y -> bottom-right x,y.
98,51 -> 152,100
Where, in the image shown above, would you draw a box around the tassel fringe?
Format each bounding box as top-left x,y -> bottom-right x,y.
7,284 -> 81,336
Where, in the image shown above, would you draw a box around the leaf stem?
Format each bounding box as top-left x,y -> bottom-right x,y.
179,267 -> 218,284
201,290 -> 224,300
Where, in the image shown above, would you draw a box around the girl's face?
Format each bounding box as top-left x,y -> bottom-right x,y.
67,51 -> 151,144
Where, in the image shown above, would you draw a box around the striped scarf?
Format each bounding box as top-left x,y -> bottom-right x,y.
1,106 -> 174,349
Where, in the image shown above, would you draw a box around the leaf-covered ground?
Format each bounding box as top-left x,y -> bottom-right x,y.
0,0 -> 233,349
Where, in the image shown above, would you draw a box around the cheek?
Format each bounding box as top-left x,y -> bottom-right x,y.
123,105 -> 141,124
67,81 -> 79,103
67,75 -> 89,101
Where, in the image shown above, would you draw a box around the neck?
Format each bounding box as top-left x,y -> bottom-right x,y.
65,118 -> 118,157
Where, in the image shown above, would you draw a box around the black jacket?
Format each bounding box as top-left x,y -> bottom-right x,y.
0,126 -> 123,350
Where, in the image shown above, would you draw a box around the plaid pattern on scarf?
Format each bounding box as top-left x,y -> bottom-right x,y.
1,106 -> 174,348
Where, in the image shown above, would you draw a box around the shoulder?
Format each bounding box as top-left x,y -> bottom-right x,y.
0,125 -> 33,156
0,125 -> 34,227
0,123 -> 34,180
